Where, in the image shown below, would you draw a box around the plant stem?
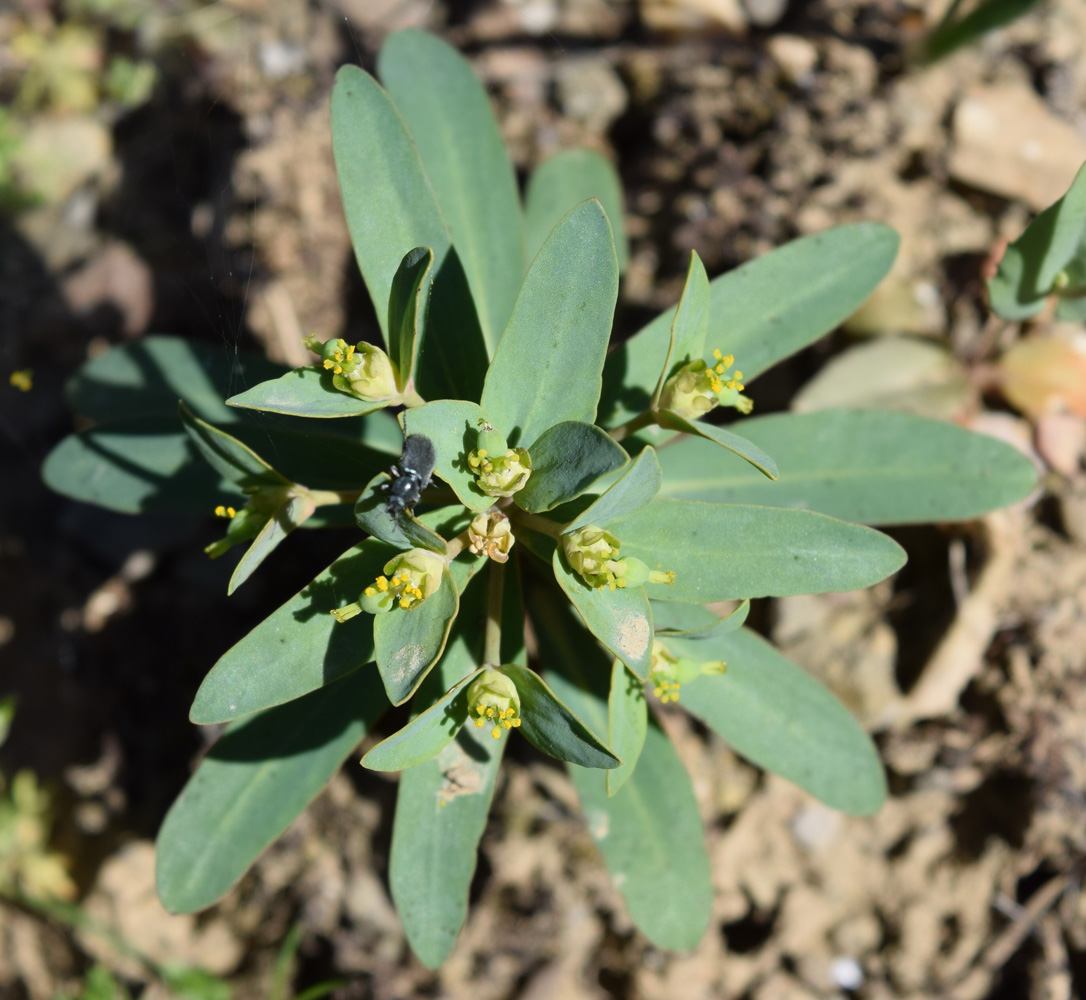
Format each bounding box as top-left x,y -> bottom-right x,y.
509,509 -> 564,538
484,560 -> 504,665
608,409 -> 655,443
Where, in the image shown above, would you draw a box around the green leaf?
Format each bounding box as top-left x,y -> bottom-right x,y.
42,420 -> 226,515
362,668 -> 482,771
66,334 -> 284,424
331,65 -> 449,348
190,542 -> 389,724
354,474 -> 449,553
373,568 -> 459,705
653,250 -> 710,403
652,598 -> 750,638
656,410 -> 779,480
611,498 -> 907,602
657,409 -> 1038,524
480,200 -> 619,448
535,598 -> 711,950
379,30 -> 525,352
227,493 -> 316,596
923,0 -> 1044,63
390,723 -> 504,968
401,399 -> 494,511
331,65 -> 487,401
388,246 -> 433,388
678,627 -> 886,815
525,148 -> 628,272
552,550 -> 654,678
179,402 -> 288,489
156,667 -> 387,913
600,223 -> 900,426
387,567 -> 511,967
606,660 -> 647,796
226,367 -> 387,419
988,160 -> 1086,320
502,663 -> 620,769
515,421 -> 628,513
564,446 -> 661,531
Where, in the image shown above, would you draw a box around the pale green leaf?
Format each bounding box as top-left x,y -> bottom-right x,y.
611,498 -> 907,603
601,223 -> 900,426
226,367 -> 387,419
481,200 -> 619,448
657,409 -> 778,480
401,399 -> 495,511
564,446 -> 661,531
552,550 -> 654,678
373,568 -> 459,705
657,409 -> 1038,524
388,246 -> 433,388
503,663 -> 620,769
678,627 -> 886,815
515,421 -> 628,513
156,667 -> 387,913
379,30 -> 525,352
524,149 -> 628,272
606,660 -> 647,796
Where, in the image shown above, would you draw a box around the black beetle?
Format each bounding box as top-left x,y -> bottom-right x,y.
383,434 -> 436,517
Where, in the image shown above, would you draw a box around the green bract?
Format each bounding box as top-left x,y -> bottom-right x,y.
42,29 -> 1038,970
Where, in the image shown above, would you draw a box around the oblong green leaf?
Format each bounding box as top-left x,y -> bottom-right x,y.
606,660 -> 647,796
480,200 -> 619,448
653,250 -> 710,404
190,542 -> 389,724
565,446 -> 661,531
501,663 -> 619,768
535,599 -> 710,951
552,550 -> 654,678
227,493 -> 315,595
42,420 -> 226,515
373,568 -> 459,705
66,335 -> 285,424
923,0 -> 1045,63
401,399 -> 494,511
524,148 -> 628,272
331,65 -> 449,347
677,627 -> 886,815
388,566 -> 512,968
226,367 -> 387,419
657,410 -> 778,480
600,223 -> 900,426
362,668 -> 481,771
379,30 -> 525,352
179,402 -> 288,489
156,667 -> 387,913
988,160 -> 1086,320
388,246 -> 433,387
354,474 -> 449,553
611,498 -> 907,602
331,65 -> 487,401
515,421 -> 628,513
390,723 -> 504,967
657,409 -> 1038,524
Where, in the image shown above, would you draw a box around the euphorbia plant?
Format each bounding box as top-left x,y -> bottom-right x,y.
44,30 -> 1036,966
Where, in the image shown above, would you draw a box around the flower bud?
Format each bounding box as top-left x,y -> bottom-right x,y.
467,444 -> 531,498
333,547 -> 445,620
659,349 -> 752,418
468,509 -> 515,563
466,668 -> 522,739
307,336 -> 399,402
649,640 -> 725,703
